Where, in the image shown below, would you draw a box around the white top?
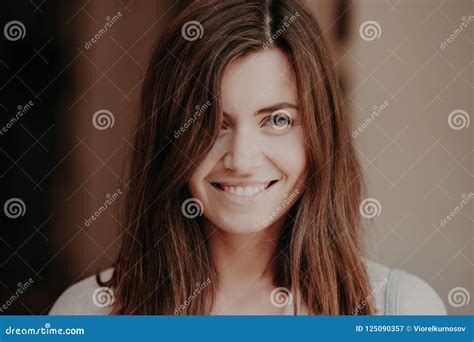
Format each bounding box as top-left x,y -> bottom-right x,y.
49,259 -> 447,315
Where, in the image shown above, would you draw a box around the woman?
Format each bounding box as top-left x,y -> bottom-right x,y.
50,0 -> 446,315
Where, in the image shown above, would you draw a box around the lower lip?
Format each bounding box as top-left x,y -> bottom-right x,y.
209,182 -> 278,206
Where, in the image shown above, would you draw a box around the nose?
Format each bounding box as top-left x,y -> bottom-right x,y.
222,126 -> 263,173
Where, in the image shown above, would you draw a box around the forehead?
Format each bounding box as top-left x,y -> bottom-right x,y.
220,49 -> 298,116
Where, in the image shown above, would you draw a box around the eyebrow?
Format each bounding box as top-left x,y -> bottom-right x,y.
223,102 -> 299,117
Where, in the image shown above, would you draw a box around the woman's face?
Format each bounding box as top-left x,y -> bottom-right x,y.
188,48 -> 307,234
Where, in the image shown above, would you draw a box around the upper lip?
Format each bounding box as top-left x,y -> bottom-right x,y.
210,180 -> 278,187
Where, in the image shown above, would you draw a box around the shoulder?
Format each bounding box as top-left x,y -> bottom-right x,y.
362,258 -> 447,315
49,268 -> 114,315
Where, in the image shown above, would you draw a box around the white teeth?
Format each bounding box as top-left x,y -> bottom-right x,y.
220,182 -> 271,197
244,187 -> 253,196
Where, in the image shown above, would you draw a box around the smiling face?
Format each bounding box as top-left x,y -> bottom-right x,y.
188,48 -> 307,234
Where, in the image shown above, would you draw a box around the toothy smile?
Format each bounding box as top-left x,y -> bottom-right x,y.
210,180 -> 279,197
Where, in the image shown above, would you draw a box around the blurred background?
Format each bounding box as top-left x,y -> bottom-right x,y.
0,0 -> 472,315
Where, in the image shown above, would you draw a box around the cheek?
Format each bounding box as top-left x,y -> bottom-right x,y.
188,145 -> 223,190
261,131 -> 307,179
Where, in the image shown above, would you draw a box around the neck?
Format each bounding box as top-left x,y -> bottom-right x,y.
206,217 -> 286,289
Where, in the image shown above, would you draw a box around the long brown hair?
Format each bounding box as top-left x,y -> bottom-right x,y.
100,0 -> 374,315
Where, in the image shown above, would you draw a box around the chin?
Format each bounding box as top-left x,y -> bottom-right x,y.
205,212 -> 283,235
